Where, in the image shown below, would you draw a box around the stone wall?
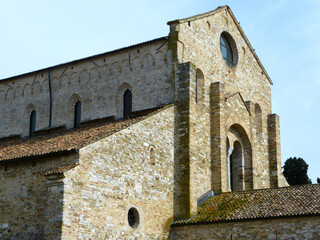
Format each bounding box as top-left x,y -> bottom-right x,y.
168,7 -> 282,201
171,216 -> 320,239
0,153 -> 78,239
61,107 -> 175,239
0,38 -> 174,138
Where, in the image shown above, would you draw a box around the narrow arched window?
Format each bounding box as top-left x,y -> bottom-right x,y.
195,69 -> 204,104
255,104 -> 262,137
74,101 -> 81,128
123,89 -> 132,119
29,110 -> 36,136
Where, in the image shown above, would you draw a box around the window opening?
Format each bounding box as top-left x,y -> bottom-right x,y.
128,207 -> 140,228
230,153 -> 234,191
29,110 -> 36,136
123,89 -> 132,119
220,34 -> 234,67
74,101 -> 81,128
149,146 -> 156,165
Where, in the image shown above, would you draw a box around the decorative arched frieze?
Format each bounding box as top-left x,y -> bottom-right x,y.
69,72 -> 78,87
14,86 -> 22,99
110,62 -> 121,78
132,56 -> 141,72
79,69 -> 89,84
41,79 -> 49,93
142,53 -> 155,70
101,64 -> 110,79
155,51 -> 167,69
121,59 -> 130,74
5,88 -> 14,101
89,67 -> 100,81
32,81 -> 41,96
59,74 -> 69,89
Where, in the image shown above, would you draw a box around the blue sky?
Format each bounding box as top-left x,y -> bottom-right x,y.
1,0 -> 319,182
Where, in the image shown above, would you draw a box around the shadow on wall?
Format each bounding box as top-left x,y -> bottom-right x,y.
0,152 -> 80,239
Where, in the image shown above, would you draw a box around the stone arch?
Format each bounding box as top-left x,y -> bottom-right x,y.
142,53 -> 154,71
89,67 -> 100,81
110,62 -> 121,78
14,86 -> 22,99
67,93 -> 82,113
255,103 -> 262,137
69,72 -> 78,87
59,74 -> 69,89
32,81 -> 41,96
41,79 -> 49,93
226,123 -> 253,191
132,56 -> 141,72
101,64 -> 110,79
121,59 -> 130,74
155,51 -> 167,69
23,84 -> 32,97
79,69 -> 89,84
26,103 -> 37,114
5,88 -> 14,101
195,68 -> 204,104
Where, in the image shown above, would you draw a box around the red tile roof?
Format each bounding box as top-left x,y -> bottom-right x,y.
173,184 -> 320,225
45,163 -> 79,176
0,106 -> 168,163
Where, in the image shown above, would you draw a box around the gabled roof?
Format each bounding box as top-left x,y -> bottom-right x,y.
173,184 -> 320,226
0,37 -> 167,82
167,5 -> 273,85
0,106 -> 169,163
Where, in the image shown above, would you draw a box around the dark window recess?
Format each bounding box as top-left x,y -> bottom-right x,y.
74,101 -> 81,128
29,110 -> 36,136
128,207 -> 140,228
220,34 -> 233,67
123,89 -> 132,119
230,153 -> 234,191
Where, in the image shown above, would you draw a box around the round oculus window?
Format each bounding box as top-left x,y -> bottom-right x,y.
128,207 -> 140,228
220,32 -> 238,67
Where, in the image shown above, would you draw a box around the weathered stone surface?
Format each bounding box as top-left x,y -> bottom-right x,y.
0,6 -> 302,240
171,216 -> 320,240
0,39 -> 173,138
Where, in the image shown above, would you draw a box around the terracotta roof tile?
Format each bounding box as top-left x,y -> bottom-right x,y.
173,184 -> 320,225
45,163 -> 79,176
0,106 -> 169,163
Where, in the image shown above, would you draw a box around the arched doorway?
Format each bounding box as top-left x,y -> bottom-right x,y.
227,124 -> 253,191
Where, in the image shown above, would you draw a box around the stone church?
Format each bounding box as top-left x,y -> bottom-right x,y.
0,5 -> 319,240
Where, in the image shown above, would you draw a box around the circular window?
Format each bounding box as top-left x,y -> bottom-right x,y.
128,207 -> 140,228
220,32 -> 238,67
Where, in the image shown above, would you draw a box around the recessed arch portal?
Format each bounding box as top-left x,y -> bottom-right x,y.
227,124 -> 253,191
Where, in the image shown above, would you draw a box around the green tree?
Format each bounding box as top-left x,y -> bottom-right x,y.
283,157 -> 312,185
317,178 -> 320,184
